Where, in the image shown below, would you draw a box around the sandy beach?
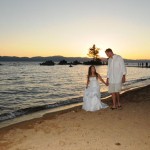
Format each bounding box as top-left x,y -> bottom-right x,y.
0,85 -> 150,150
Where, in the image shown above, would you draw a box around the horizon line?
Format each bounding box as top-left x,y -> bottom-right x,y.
0,55 -> 150,60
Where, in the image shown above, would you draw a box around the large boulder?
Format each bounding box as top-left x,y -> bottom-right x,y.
58,60 -> 68,65
83,59 -> 102,65
72,60 -> 82,65
40,60 -> 55,66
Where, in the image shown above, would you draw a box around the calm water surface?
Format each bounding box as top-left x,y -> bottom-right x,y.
0,62 -> 150,122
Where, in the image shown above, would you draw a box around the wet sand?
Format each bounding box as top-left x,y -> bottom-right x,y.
0,85 -> 150,150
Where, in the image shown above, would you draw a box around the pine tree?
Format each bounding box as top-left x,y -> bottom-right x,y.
87,44 -> 100,61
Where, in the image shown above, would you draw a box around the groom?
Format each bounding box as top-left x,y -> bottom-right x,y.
105,48 -> 127,109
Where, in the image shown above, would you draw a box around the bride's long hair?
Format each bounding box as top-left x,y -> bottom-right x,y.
87,65 -> 98,81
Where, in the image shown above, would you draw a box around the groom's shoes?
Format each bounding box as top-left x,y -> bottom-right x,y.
117,105 -> 122,110
110,107 -> 117,110
110,105 -> 123,110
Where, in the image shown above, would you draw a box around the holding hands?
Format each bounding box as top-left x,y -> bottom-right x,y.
106,78 -> 109,86
105,76 -> 126,86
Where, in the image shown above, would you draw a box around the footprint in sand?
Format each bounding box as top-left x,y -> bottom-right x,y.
59,140 -> 66,146
115,142 -> 121,146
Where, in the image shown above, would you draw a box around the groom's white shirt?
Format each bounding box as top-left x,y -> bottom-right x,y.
107,54 -> 127,84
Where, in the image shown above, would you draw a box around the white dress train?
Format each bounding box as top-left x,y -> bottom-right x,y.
82,77 -> 108,111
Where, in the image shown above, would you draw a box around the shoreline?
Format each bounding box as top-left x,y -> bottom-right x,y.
0,84 -> 150,150
0,84 -> 148,129
0,84 -> 149,131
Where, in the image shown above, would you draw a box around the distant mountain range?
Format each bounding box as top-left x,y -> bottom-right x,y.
0,56 -> 150,63
0,56 -> 90,62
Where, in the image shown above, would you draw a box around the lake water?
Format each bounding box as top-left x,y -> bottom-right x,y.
0,62 -> 150,123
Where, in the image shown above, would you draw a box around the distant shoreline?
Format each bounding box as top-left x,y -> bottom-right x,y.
0,56 -> 91,62
0,56 -> 150,62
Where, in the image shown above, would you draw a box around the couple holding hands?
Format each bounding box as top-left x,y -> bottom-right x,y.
82,48 -> 127,111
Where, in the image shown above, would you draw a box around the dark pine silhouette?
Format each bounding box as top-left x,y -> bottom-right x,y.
83,44 -> 102,65
87,44 -> 100,61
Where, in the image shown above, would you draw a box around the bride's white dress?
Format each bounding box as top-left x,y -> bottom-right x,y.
82,77 -> 108,111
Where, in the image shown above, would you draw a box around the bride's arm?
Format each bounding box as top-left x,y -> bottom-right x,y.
86,77 -> 89,88
98,74 -> 107,85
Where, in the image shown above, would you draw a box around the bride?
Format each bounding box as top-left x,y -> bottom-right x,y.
82,65 -> 108,111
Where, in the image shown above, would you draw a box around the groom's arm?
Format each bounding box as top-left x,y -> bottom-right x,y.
119,56 -> 127,83
106,78 -> 109,86
106,59 -> 110,86
86,77 -> 89,88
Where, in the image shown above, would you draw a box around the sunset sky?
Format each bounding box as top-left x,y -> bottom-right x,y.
0,0 -> 150,59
